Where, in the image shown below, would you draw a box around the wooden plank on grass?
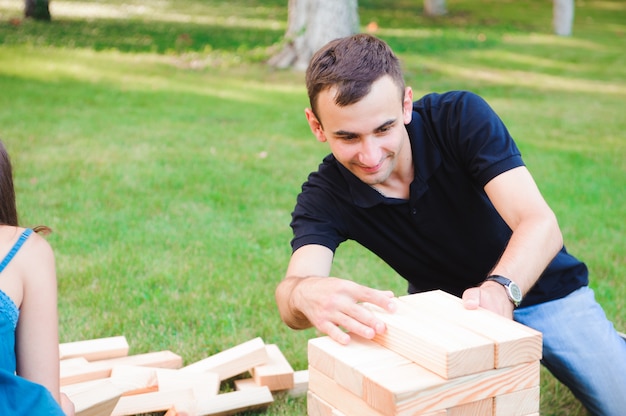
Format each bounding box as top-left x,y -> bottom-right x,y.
251,344 -> 294,391
196,386 -> 274,416
60,336 -> 129,361
289,369 -> 309,397
362,301 -> 494,379
181,337 -> 268,381
111,388 -> 196,416
399,290 -> 542,368
61,378 -> 123,416
61,350 -> 182,386
157,368 -> 220,397
109,365 -> 158,396
234,369 -> 308,397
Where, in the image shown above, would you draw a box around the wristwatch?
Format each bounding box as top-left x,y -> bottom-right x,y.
484,275 -> 522,308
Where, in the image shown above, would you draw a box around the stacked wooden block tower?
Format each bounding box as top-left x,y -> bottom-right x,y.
307,290 -> 543,416
59,336 -> 307,415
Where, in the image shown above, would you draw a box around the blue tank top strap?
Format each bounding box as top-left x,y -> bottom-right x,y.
0,228 -> 33,274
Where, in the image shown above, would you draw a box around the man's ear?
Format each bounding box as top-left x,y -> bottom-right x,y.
305,108 -> 327,143
403,87 -> 413,125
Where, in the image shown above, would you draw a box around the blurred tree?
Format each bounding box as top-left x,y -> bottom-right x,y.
553,0 -> 574,35
268,0 -> 359,70
24,0 -> 51,21
424,0 -> 446,16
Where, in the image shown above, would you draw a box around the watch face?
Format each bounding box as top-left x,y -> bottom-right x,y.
509,283 -> 522,302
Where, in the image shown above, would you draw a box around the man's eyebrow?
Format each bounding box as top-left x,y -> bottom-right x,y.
374,118 -> 397,132
332,118 -> 397,137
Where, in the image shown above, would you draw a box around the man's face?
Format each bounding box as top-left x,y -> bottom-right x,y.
305,75 -> 413,188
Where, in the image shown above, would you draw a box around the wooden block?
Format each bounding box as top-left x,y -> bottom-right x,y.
493,386 -> 540,416
61,378 -> 123,416
399,290 -> 542,368
308,365 -> 385,416
109,365 -> 158,395
447,397 -> 493,416
308,334 -> 411,397
363,300 -> 495,378
111,388 -> 196,416
307,390 -> 347,416
362,361 -> 540,416
182,337 -> 268,381
309,334 -> 539,416
61,350 -> 182,386
234,377 -> 258,391
60,336 -> 129,361
288,369 -> 309,397
157,368 -> 220,397
235,368 -> 307,397
61,358 -> 110,386
195,386 -> 274,416
251,344 -> 294,390
60,357 -> 90,373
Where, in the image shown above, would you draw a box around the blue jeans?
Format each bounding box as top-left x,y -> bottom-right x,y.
514,286 -> 626,416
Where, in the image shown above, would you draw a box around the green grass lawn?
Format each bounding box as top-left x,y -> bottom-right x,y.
0,1 -> 624,415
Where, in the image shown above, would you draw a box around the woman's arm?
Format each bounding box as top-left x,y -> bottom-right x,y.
15,232 -> 62,403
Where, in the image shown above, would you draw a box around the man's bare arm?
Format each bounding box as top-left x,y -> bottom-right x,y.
275,244 -> 396,344
463,166 -> 563,316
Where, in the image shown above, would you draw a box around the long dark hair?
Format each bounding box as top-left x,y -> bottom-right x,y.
0,140 -> 50,234
0,140 -> 19,226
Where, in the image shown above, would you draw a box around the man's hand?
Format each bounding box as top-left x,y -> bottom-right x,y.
289,276 -> 396,344
462,281 -> 514,319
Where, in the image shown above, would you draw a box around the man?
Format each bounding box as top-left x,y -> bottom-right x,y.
275,34 -> 626,415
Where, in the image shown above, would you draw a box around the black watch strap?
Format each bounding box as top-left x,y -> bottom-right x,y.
484,275 -> 523,307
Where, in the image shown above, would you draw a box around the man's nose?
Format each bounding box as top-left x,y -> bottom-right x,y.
358,137 -> 380,166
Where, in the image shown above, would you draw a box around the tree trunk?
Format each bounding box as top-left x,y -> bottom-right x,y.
268,0 -> 359,70
553,0 -> 574,36
24,0 -> 51,21
424,0 -> 446,17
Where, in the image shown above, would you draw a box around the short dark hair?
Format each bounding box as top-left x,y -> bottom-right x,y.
305,34 -> 405,119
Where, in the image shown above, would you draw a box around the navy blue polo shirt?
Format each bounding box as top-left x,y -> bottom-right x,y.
290,91 -> 588,306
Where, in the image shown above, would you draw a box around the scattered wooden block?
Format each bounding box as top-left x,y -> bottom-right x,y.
234,377 -> 258,391
61,350 -> 182,386
251,344 -> 294,391
195,385 -> 274,416
288,369 -> 309,397
398,290 -> 542,368
182,337 -> 268,381
111,388 -> 196,416
157,367 -> 220,397
61,378 -> 123,416
109,365 -> 158,396
60,336 -> 129,361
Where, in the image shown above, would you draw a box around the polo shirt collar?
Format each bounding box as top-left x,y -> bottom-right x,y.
408,111 -> 442,200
